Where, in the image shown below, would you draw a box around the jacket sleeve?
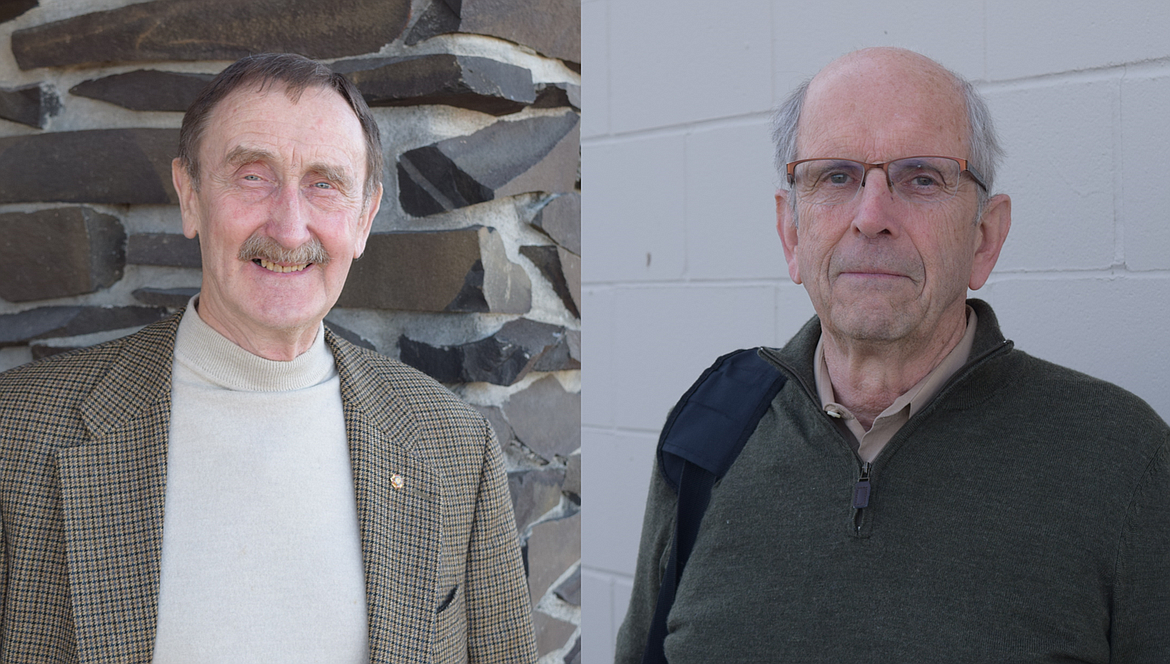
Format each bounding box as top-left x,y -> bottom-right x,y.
463,420 -> 538,663
1111,435 -> 1170,662
613,461 -> 678,664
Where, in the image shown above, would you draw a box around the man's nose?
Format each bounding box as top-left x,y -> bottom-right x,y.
265,184 -> 312,248
851,167 -> 900,238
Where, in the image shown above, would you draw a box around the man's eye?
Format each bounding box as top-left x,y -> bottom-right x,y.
243,174 -> 261,181
827,172 -> 851,185
910,175 -> 939,187
313,181 -> 333,189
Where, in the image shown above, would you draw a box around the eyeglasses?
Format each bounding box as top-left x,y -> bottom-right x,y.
785,156 -> 987,207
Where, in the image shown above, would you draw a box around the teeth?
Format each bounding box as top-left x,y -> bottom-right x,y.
258,258 -> 309,273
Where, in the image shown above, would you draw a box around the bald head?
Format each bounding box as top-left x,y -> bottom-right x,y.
773,48 -> 1002,206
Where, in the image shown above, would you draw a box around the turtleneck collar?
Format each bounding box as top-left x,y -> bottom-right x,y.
173,296 -> 337,392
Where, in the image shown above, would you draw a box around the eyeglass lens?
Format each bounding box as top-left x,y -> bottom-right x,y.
793,157 -> 965,206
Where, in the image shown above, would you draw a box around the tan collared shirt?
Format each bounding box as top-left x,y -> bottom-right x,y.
815,306 -> 978,463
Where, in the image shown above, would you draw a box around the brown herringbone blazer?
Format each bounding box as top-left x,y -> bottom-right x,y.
0,311 -> 536,662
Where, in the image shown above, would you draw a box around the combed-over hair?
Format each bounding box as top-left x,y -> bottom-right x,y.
177,53 -> 382,200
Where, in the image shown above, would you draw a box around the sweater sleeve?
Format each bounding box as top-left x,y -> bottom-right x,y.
1111,435 -> 1170,662
614,461 -> 678,664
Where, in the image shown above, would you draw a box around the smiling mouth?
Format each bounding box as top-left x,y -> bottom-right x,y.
255,258 -> 310,273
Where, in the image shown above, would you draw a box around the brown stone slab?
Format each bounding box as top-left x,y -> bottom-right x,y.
126,233 -> 202,268
0,0 -> 36,24
11,0 -> 410,70
333,54 -> 535,116
0,83 -> 58,128
338,226 -> 530,313
0,128 -> 178,205
70,70 -> 214,112
0,207 -> 125,302
533,612 -> 577,659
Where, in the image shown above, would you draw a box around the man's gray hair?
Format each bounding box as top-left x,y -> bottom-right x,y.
771,68 -> 1003,215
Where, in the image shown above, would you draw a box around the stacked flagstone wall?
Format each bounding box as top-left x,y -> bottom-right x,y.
0,1 -> 580,660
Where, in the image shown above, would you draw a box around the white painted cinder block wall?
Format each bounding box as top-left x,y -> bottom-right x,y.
581,2 -> 1170,662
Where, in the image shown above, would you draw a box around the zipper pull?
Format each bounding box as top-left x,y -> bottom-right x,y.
852,462 -> 871,509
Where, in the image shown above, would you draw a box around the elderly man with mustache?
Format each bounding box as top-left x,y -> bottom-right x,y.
0,53 -> 536,663
617,48 -> 1170,663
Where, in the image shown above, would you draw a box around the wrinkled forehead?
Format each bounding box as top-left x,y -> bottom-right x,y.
202,82 -> 365,164
797,50 -> 970,160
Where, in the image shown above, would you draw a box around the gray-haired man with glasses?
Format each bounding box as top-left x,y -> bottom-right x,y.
616,47 -> 1170,663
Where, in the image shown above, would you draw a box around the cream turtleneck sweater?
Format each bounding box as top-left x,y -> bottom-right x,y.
152,301 -> 368,662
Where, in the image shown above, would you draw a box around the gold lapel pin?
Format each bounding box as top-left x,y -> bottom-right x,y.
390,473 -> 405,490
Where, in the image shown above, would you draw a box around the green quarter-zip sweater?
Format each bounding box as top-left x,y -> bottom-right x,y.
616,299 -> 1170,663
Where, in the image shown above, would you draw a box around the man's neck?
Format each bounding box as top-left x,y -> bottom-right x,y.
194,298 -> 319,362
821,308 -> 969,430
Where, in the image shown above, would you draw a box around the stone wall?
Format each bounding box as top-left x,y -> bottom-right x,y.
0,1 -> 580,660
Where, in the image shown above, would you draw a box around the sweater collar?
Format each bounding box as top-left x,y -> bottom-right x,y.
764,298 -> 1010,400
173,296 -> 336,392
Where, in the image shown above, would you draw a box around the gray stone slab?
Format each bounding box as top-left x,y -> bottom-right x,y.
0,207 -> 125,302
507,467 -> 565,536
563,454 -> 580,503
126,233 -> 202,268
407,0 -> 580,64
0,306 -> 168,346
530,192 -> 580,255
474,404 -> 514,446
399,318 -> 573,386
131,287 -> 199,308
520,245 -> 580,318
527,511 -> 579,605
333,54 -> 534,116
552,565 -> 580,606
533,82 -> 580,111
564,637 -> 581,664
397,111 -> 579,217
70,70 -> 214,112
0,129 -> 178,205
29,343 -> 77,360
532,328 -> 579,374
323,319 -> 377,351
338,226 -> 530,314
0,83 -> 58,128
495,119 -> 578,199
503,375 -> 579,463
0,0 -> 36,24
404,0 -> 460,46
11,0 -> 410,70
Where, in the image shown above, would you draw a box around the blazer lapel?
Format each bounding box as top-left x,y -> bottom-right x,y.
56,314 -> 180,662
331,331 -> 444,663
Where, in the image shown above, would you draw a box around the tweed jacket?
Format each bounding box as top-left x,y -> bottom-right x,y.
0,310 -> 536,663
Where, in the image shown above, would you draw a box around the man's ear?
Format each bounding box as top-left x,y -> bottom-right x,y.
353,182 -> 382,259
968,193 -> 1011,290
172,158 -> 201,240
776,189 -> 801,284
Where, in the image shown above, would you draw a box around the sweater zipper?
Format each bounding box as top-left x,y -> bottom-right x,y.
852,462 -> 871,534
